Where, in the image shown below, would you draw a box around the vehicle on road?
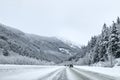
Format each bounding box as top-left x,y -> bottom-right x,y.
69,64 -> 73,68
64,64 -> 74,68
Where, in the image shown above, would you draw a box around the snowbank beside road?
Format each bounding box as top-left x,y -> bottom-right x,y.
76,66 -> 120,78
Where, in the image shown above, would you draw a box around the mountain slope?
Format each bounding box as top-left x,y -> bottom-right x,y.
0,23 -> 80,64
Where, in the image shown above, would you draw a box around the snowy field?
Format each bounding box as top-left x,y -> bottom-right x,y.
0,65 -> 120,80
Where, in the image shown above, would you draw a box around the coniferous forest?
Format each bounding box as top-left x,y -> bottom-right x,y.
76,17 -> 120,66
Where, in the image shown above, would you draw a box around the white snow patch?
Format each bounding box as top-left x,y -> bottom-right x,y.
76,66 -> 120,78
59,48 -> 72,55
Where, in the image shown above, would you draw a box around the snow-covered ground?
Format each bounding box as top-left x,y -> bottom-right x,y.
0,65 -> 64,80
0,65 -> 120,80
76,66 -> 120,79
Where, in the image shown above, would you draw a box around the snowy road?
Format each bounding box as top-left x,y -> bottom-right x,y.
0,65 -> 119,80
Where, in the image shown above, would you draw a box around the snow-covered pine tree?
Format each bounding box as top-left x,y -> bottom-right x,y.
93,41 -> 100,63
107,22 -> 119,67
87,36 -> 98,63
98,23 -> 109,61
117,17 -> 120,24
108,22 -> 119,58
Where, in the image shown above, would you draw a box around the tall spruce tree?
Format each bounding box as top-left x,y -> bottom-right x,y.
109,23 -> 119,57
117,17 -> 120,24
107,22 -> 119,67
99,23 -> 109,61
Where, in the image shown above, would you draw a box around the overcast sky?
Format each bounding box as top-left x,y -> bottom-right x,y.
0,0 -> 120,45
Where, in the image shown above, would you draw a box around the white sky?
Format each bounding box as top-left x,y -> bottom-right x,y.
0,0 -> 120,45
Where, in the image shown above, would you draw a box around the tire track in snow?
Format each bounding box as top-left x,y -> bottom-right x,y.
38,68 -> 64,80
52,68 -> 68,80
66,68 -> 92,80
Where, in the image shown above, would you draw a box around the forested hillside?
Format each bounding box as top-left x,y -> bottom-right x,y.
0,24 -> 80,65
75,17 -> 120,66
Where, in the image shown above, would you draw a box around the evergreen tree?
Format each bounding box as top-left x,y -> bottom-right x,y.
93,42 -> 100,63
108,22 -> 119,58
88,36 -> 97,48
117,17 -> 120,24
101,23 -> 109,41
99,23 -> 109,61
